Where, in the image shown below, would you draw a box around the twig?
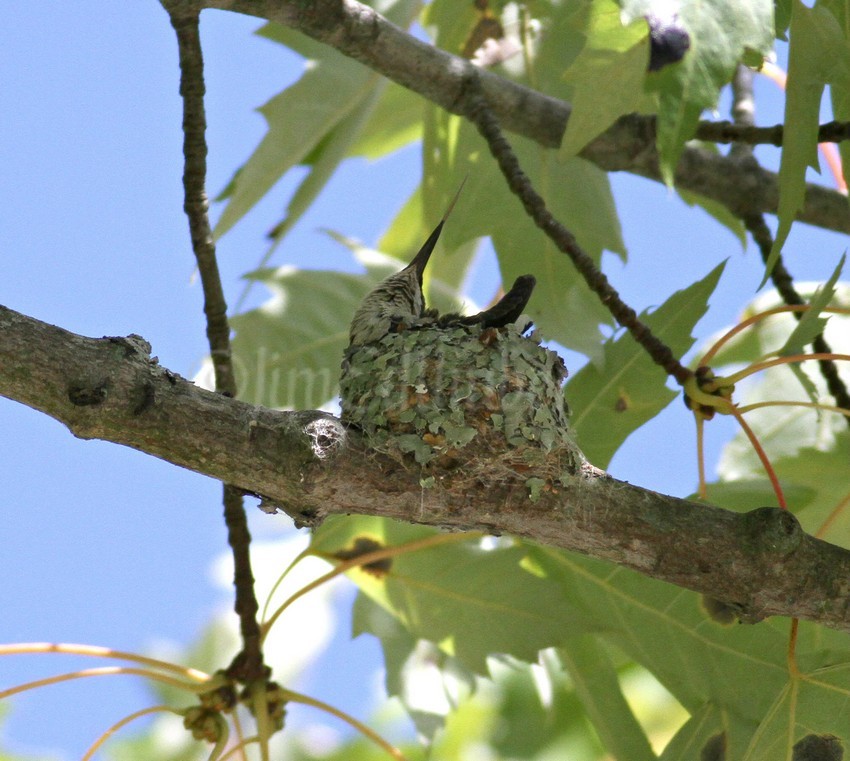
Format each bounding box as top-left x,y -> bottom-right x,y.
695,118 -> 850,147
463,74 -> 691,385
169,7 -> 268,683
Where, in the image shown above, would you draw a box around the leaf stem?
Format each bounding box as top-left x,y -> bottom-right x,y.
283,687 -> 410,761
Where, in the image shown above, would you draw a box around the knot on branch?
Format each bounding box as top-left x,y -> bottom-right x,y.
742,506 -> 803,557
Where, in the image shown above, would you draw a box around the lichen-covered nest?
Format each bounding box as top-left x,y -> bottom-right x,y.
340,322 -> 577,471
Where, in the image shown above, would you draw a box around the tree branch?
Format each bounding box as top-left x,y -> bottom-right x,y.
5,302 -> 850,634
695,119 -> 850,148
170,5 -> 270,685
188,0 -> 850,236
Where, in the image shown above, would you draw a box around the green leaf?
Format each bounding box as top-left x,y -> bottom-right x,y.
310,516 -> 586,674
262,83 -> 386,250
660,703 -> 745,761
560,0 -> 655,159
531,546 -> 850,760
353,593 -> 475,739
424,111 -> 627,361
214,49 -> 373,238
557,637 -> 657,761
768,1 -> 850,278
741,666 -> 850,760
227,250 -> 397,409
779,253 -> 844,357
568,261 -> 726,468
700,480 -> 816,515
678,178 -> 747,248
621,0 -> 774,181
214,0 -> 421,239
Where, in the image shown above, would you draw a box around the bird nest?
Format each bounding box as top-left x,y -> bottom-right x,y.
339,322 -> 582,487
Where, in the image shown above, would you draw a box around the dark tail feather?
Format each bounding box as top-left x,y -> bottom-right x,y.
465,275 -> 536,328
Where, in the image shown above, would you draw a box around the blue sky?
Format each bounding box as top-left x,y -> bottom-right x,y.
2,2 -> 848,758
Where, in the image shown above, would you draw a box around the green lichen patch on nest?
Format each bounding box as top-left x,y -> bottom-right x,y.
340,323 -> 577,472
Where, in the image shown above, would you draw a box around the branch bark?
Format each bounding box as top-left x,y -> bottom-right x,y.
179,0 -> 850,236
5,302 -> 850,634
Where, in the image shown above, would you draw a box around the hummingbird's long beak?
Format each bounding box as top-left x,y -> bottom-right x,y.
405,178 -> 468,281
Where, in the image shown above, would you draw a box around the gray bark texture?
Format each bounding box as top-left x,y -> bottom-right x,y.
4,303 -> 850,634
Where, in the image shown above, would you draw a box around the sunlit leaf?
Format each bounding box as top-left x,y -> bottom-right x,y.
214,0 -> 421,238
310,516 -> 587,674
560,0 -> 655,158
531,546 -> 850,760
621,0 -> 774,181
557,637 -> 657,761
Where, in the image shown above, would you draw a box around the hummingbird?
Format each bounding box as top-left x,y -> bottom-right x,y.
348,188 -> 536,347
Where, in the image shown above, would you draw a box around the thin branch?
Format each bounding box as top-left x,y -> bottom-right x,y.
5,305 -> 850,632
462,74 -> 691,385
195,0 -> 850,237
169,7 -> 267,683
695,118 -> 850,147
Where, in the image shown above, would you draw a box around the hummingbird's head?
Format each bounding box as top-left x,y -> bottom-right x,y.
347,182 -> 466,347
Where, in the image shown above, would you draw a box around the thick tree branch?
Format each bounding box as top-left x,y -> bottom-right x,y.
5,303 -> 850,634
181,0 -> 850,236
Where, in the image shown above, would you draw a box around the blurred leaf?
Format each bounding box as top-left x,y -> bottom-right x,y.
768,1 -> 850,277
531,545 -> 850,760
660,703 -> 741,761
214,50 -> 373,238
310,516 -> 586,674
560,0 -> 655,158
346,81 -> 424,160
699,479 -> 816,514
621,0 -> 774,181
678,179 -> 747,248
557,636 -> 657,761
421,0 -> 480,56
779,253 -> 844,357
262,84 -> 386,250
228,251 -> 396,409
353,593 -> 475,739
568,261 -> 725,468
